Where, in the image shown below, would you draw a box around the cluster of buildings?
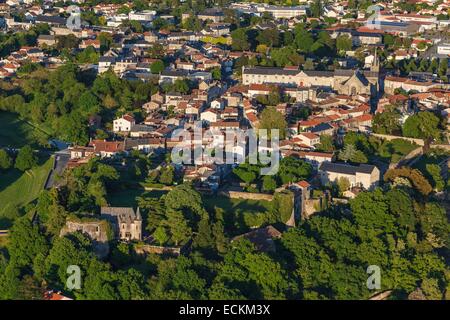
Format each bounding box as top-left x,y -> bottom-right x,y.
0,1 -> 449,212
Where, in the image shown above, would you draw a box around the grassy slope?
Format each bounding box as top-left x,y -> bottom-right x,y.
0,111 -> 50,148
377,139 -> 418,163
0,157 -> 54,228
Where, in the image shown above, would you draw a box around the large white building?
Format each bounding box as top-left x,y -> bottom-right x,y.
437,43 -> 450,56
113,114 -> 135,133
258,5 -> 309,19
319,162 -> 380,190
128,10 -> 156,22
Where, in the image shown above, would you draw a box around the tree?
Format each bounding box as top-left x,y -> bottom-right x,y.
259,106 -> 287,139
373,109 -> 402,134
295,28 -> 314,53
350,188 -> 396,234
278,156 -> 313,185
173,78 -> 190,94
159,166 -> 174,185
150,60 -> 164,74
262,175 -> 277,192
257,29 -> 280,47
59,112 -> 89,145
421,278 -> 443,300
211,67 -> 221,80
195,218 -> 215,249
76,46 -> 99,63
231,28 -> 250,51
402,111 -> 440,140
317,134 -> 334,152
165,209 -> 191,246
438,58 -> 448,79
337,177 -> 351,194
0,149 -> 12,170
425,164 -> 444,192
336,34 -> 352,52
271,46 -> 304,67
56,34 -> 80,50
384,167 -> 433,196
153,226 -> 169,246
338,144 -> 357,162
148,43 -> 165,59
310,0 -> 325,17
182,16 -> 202,32
14,145 -> 37,171
233,163 -> 258,186
8,217 -> 48,268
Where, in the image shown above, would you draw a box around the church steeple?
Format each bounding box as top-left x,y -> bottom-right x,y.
371,47 -> 380,73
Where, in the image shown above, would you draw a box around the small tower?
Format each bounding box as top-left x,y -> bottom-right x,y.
371,47 -> 380,73
134,207 -> 142,241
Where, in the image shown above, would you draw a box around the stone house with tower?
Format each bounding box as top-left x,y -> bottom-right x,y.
100,207 -> 143,241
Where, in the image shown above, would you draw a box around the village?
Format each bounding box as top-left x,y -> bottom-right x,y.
0,0 -> 449,301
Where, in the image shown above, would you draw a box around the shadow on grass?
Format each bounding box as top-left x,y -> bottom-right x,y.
106,187 -> 168,207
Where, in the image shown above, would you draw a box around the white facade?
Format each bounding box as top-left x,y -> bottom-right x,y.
437,43 -> 450,56
113,116 -> 135,132
128,10 -> 156,22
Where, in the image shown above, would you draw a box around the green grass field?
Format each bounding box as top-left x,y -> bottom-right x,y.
203,195 -> 272,214
377,139 -> 418,163
203,195 -> 273,235
0,111 -> 50,148
0,157 -> 54,228
106,188 -> 168,207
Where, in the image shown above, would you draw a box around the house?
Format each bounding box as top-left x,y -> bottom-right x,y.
69,146 -> 95,160
90,140 -> 125,157
231,225 -> 282,252
113,114 -> 135,133
159,69 -> 189,84
124,137 -> 165,154
201,109 -> 220,124
98,56 -> 116,73
43,291 -> 73,300
80,39 -> 101,50
37,34 -> 57,47
210,98 -> 225,110
130,124 -> 155,137
318,162 -> 380,190
248,83 -> 271,98
296,132 -> 320,148
310,122 -> 335,136
100,207 -> 142,241
384,76 -> 442,94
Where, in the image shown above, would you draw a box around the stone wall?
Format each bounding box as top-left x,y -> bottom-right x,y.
303,198 -> 322,218
219,189 -> 274,201
372,133 -> 425,146
391,146 -> 424,169
134,244 -> 181,256
60,220 -> 110,258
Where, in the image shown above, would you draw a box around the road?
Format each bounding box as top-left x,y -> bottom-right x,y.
44,149 -> 70,189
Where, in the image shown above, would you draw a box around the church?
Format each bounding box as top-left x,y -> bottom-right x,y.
242,51 -> 381,97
